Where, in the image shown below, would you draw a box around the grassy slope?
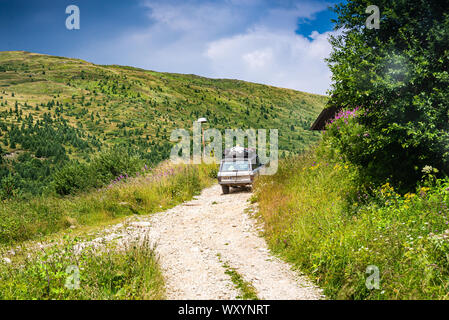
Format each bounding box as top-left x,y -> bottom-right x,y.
0,161 -> 216,300
254,145 -> 449,300
0,50 -> 326,158
0,161 -> 217,245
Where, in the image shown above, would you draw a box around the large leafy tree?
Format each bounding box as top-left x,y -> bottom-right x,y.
327,0 -> 449,189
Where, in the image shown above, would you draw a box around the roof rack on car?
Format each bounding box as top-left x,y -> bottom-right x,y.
222,147 -> 257,160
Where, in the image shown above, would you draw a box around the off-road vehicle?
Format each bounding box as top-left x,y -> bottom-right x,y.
217,147 -> 263,194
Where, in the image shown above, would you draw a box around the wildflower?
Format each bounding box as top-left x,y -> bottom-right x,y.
422,165 -> 435,174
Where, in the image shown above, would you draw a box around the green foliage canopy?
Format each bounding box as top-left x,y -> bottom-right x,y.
327,0 -> 449,189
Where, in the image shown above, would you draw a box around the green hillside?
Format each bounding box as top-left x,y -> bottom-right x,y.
0,51 -> 326,195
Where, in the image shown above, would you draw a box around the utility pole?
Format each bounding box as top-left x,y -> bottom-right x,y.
197,117 -> 207,160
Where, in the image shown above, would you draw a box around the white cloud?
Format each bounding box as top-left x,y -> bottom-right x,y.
243,49 -> 274,69
77,0 -> 334,95
204,27 -> 334,94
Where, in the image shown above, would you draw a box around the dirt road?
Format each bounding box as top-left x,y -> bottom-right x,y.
84,184 -> 322,300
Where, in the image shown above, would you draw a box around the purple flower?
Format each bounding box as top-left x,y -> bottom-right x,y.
327,107 -> 361,128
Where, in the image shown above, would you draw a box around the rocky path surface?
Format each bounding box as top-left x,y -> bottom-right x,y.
81,185 -> 322,300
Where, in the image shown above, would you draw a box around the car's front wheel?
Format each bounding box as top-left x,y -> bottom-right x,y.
221,185 -> 230,194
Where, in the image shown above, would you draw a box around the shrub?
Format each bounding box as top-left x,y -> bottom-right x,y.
327,0 -> 449,189
208,166 -> 218,179
0,174 -> 20,200
90,147 -> 142,186
52,147 -> 143,195
52,161 -> 91,196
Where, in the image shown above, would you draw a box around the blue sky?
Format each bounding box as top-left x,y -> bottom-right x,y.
0,0 -> 339,94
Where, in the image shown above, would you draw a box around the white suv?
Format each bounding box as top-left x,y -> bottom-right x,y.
217,147 -> 263,194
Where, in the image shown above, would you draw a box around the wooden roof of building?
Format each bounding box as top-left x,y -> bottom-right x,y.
310,105 -> 341,131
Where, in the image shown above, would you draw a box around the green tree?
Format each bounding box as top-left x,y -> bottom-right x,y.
327,0 -> 449,189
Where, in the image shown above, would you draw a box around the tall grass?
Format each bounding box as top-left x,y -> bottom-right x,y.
0,161 -> 217,245
0,236 -> 165,300
254,149 -> 449,300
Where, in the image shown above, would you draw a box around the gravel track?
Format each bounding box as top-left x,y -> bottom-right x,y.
79,184 -> 322,300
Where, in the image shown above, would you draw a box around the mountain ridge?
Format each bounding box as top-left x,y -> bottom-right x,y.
9,50 -> 325,94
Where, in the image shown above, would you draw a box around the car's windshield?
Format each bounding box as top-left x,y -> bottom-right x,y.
221,161 -> 250,172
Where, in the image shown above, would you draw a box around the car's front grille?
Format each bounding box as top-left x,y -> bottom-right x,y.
220,176 -> 251,183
